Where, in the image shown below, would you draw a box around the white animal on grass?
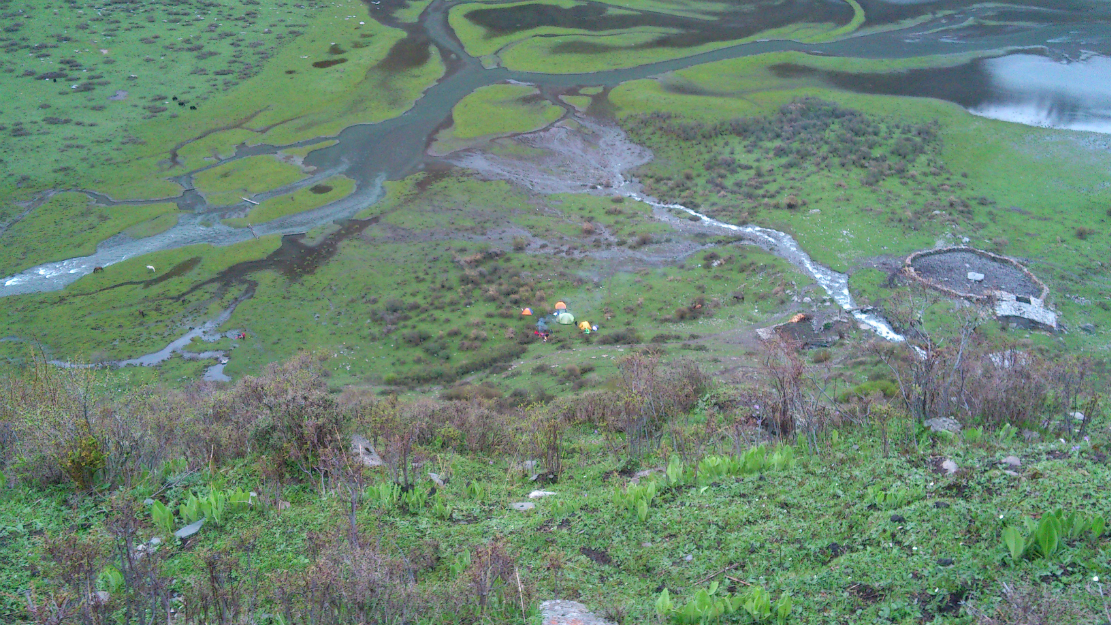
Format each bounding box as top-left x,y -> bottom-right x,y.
146,265 -> 156,272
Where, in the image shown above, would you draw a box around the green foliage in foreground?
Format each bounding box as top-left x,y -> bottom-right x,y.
1,413 -> 1107,623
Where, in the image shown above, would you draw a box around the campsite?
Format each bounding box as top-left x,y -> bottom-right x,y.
0,0 -> 1108,623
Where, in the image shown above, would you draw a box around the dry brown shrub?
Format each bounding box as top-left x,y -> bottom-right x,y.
966,582 -> 1107,625
551,389 -> 617,427
609,354 -> 708,460
269,531 -> 426,624
463,540 -> 531,619
227,352 -> 345,478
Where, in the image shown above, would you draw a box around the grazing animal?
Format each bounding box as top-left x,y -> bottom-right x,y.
146,265 -> 156,273
92,266 -> 104,273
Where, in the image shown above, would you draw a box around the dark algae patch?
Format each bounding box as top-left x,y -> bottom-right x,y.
312,57 -> 348,68
770,60 -> 996,109
309,184 -> 334,194
378,30 -> 433,72
464,0 -> 852,50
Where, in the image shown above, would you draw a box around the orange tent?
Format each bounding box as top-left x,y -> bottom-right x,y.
554,301 -> 567,310
521,308 -> 533,316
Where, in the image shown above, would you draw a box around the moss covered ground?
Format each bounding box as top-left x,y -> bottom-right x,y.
192,155 -> 307,208
0,0 -> 445,205
0,236 -> 281,362
0,193 -> 177,276
430,83 -> 567,153
222,175 -> 356,227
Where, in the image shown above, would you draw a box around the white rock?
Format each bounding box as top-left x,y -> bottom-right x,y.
510,502 -> 535,511
429,473 -> 445,488
925,417 -> 962,433
802,297 -> 812,303
1003,470 -> 1020,477
351,434 -> 383,467
539,600 -> 617,625
1071,411 -> 1085,422
967,271 -> 985,282
1002,456 -> 1021,469
529,490 -> 557,499
941,459 -> 958,474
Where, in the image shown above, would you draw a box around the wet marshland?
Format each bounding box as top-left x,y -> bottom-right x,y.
3,0 -> 1108,369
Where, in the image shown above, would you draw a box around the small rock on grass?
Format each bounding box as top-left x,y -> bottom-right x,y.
937,558 -> 954,567
1002,455 -> 1021,469
174,518 -> 205,539
941,459 -> 958,474
539,600 -> 616,625
1002,470 -> 1020,477
529,490 -> 557,499
510,502 -> 535,511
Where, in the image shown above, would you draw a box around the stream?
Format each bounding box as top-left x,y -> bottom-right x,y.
5,0 -> 1109,370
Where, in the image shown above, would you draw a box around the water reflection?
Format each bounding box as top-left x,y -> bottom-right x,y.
969,54 -> 1110,133
772,53 -> 1111,133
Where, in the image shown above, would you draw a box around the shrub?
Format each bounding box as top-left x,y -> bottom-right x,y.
810,349 -> 831,364
610,355 -> 708,460
598,328 -> 642,345
440,384 -> 502,402
236,353 -> 346,478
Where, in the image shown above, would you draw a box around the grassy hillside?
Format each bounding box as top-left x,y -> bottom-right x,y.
0,350 -> 1107,624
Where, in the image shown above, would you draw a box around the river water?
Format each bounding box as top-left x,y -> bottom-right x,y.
4,0 -> 1109,366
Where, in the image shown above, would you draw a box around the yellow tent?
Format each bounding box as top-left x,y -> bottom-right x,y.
578,321 -> 591,331
554,301 -> 567,310
521,308 -> 533,316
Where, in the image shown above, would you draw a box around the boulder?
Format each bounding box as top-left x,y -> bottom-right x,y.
925,417 -> 962,433
539,600 -> 616,625
1002,455 -> 1021,469
351,435 -> 383,467
967,271 -> 985,282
